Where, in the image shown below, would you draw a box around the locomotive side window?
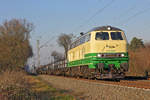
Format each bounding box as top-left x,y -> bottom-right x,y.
80,36 -> 85,44
111,32 -> 123,40
95,32 -> 109,40
85,34 -> 91,42
76,40 -> 80,46
70,33 -> 91,49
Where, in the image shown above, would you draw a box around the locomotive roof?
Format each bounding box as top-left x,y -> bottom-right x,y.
72,26 -> 123,44
88,26 -> 122,32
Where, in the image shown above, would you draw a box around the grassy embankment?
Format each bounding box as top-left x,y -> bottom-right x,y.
0,70 -> 75,100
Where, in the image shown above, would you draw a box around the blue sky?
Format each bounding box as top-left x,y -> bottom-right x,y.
0,0 -> 150,65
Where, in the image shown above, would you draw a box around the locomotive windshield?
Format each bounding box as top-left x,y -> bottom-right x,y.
95,32 -> 109,40
111,32 -> 123,40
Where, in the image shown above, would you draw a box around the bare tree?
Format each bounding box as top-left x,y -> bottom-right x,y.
51,51 -> 64,62
57,33 -> 74,58
0,19 -> 33,70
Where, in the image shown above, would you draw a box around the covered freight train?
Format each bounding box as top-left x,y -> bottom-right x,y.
37,26 -> 129,79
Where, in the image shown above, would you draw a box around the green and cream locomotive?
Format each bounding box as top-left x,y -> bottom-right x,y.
67,26 -> 129,79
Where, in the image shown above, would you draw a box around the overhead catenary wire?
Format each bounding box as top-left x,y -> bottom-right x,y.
40,42 -> 62,65
72,0 -> 115,34
121,6 -> 150,26
35,33 -> 59,67
40,36 -> 56,48
39,32 -> 60,48
113,5 -> 137,24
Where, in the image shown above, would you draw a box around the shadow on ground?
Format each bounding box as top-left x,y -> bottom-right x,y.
97,76 -> 149,82
122,76 -> 148,81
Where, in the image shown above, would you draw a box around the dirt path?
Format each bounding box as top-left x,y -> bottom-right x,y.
38,75 -> 150,100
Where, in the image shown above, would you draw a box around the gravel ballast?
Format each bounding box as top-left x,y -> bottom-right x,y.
39,75 -> 150,100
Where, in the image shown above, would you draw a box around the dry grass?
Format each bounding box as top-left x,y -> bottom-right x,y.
128,44 -> 150,76
0,70 -> 75,100
0,70 -> 32,100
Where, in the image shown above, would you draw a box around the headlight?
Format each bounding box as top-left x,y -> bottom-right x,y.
107,26 -> 111,30
97,54 -> 102,57
121,54 -> 125,57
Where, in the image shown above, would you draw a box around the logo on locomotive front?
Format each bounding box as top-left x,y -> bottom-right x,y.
106,44 -> 115,48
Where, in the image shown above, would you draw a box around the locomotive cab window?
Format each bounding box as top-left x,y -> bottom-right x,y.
95,32 -> 109,40
111,32 -> 123,40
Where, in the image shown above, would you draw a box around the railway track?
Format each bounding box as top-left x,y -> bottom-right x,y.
47,75 -> 150,90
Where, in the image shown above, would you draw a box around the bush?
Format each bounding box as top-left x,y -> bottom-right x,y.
128,37 -> 145,51
128,44 -> 150,76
